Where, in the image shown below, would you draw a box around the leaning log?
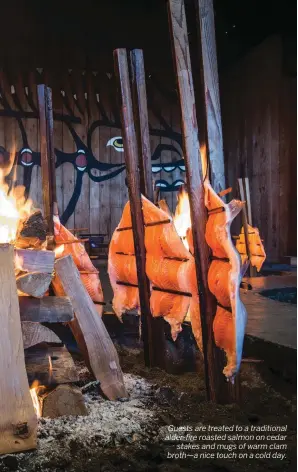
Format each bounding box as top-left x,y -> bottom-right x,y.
0,244 -> 37,455
15,248 -> 55,274
21,322 -> 62,349
19,296 -> 74,323
17,272 -> 53,298
54,255 -> 127,400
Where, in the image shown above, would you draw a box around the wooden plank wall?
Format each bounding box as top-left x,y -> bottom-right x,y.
221,36 -> 296,261
0,69 -> 185,239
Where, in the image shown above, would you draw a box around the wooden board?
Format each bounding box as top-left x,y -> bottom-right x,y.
0,244 -> 37,455
25,344 -> 79,386
19,296 -> 74,323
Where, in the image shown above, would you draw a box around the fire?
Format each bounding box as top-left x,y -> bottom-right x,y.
54,244 -> 65,258
173,187 -> 192,251
0,169 -> 33,243
30,380 -> 41,418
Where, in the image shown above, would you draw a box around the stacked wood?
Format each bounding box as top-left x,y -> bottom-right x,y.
54,255 -> 128,400
0,244 -> 37,454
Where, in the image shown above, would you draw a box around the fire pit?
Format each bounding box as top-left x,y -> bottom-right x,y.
259,287 -> 297,305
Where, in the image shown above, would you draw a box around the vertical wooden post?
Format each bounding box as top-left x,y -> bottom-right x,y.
192,0 -> 226,192
129,49 -> 154,203
113,48 -> 155,368
167,0 -> 234,403
129,49 -> 166,368
37,85 -> 57,247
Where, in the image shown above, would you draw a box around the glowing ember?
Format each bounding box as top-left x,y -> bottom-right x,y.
173,187 -> 192,251
48,355 -> 53,383
0,169 -> 33,243
30,380 -> 41,418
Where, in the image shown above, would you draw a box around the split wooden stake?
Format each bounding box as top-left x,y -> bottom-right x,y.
129,48 -> 166,368
37,85 -> 57,249
168,0 -> 237,403
114,48 -> 156,368
55,255 -> 127,400
0,244 -> 37,455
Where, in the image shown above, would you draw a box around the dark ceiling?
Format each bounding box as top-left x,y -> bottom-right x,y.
1,0 -> 296,74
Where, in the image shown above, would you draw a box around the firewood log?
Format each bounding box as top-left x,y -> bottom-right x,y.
0,244 -> 37,454
21,322 -> 62,349
16,210 -> 47,249
19,296 -> 74,323
14,248 -> 55,274
16,272 -> 53,298
35,384 -> 88,418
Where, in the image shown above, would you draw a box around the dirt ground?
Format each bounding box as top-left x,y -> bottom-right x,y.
0,339 -> 296,472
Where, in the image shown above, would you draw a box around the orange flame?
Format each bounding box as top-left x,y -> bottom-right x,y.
0,168 -> 33,243
30,380 -> 41,418
54,244 -> 65,258
173,187 -> 191,251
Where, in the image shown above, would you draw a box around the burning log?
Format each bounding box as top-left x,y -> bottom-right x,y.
54,255 -> 128,400
16,272 -> 53,297
31,384 -> 88,419
16,210 -> 47,249
25,344 -> 79,386
0,244 -> 37,455
15,248 -> 55,274
19,296 -> 74,323
22,322 -> 62,349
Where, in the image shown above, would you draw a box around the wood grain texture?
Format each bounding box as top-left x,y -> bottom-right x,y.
130,49 -> 154,202
55,255 -> 127,400
221,36 -> 296,260
15,248 -> 55,274
0,244 -> 37,455
16,272 -> 52,298
37,85 -> 56,241
25,344 -> 79,386
114,48 -> 157,368
19,296 -> 74,323
22,322 -> 62,349
195,0 -> 225,192
168,0 -> 233,403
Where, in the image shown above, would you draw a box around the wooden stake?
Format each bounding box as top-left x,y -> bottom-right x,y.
168,0 -> 234,403
114,48 -> 155,368
0,244 -> 37,455
130,49 -> 154,203
238,178 -> 254,277
37,85 -> 57,248
55,255 -> 127,400
129,48 -> 166,369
